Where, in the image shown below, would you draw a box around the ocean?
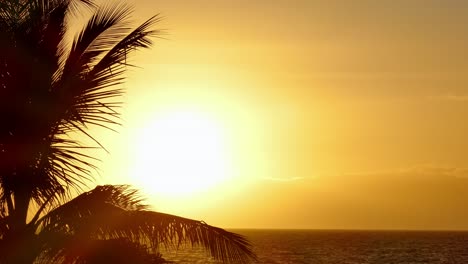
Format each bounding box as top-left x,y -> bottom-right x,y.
161,229 -> 468,264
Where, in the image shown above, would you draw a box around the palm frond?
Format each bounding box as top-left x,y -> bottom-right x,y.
19,135 -> 99,211
27,0 -> 96,16
39,185 -> 257,263
0,0 -> 97,208
92,14 -> 162,72
61,2 -> 132,80
0,0 -> 93,30
21,3 -> 161,210
56,4 -> 161,145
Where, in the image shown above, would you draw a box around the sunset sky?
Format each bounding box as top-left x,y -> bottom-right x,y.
90,0 -> 468,230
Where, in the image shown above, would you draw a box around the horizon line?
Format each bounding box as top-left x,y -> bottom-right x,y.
226,227 -> 468,232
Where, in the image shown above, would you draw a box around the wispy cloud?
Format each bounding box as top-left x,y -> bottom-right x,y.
428,95 -> 468,102
391,166 -> 468,179
262,177 -> 304,182
335,165 -> 468,182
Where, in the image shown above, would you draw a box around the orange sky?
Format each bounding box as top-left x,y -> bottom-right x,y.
88,0 -> 468,230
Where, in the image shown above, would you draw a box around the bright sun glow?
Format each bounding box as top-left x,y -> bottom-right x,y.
129,110 -> 232,197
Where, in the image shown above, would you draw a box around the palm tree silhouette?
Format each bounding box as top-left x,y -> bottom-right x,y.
0,0 -> 256,263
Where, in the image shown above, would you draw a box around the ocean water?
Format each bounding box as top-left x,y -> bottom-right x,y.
161,229 -> 468,264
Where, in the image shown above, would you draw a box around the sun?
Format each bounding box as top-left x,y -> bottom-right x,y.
129,109 -> 232,197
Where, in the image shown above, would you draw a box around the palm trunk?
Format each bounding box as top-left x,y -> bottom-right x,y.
1,189 -> 37,264
1,230 -> 38,264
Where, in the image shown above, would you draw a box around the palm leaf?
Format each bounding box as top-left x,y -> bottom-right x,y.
61,2 -> 132,80
15,3 -> 161,210
0,0 -> 97,217
59,13 -> 161,130
39,185 -> 257,263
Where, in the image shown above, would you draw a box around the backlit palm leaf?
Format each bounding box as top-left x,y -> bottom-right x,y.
39,185 -> 257,263
0,0 -> 98,220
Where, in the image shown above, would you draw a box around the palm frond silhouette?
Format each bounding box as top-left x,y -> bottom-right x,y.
0,0 -> 256,263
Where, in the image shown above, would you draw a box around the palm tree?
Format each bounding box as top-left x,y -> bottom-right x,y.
0,0 -> 256,263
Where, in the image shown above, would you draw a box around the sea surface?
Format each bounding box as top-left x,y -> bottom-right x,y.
161,229 -> 468,264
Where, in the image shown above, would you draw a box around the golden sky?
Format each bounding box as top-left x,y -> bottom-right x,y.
90,0 -> 468,230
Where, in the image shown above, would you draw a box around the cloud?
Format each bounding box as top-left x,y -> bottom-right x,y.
262,176 -> 304,182
428,95 -> 468,102
401,166 -> 468,178
336,166 -> 468,182
231,166 -> 468,229
303,166 -> 468,229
